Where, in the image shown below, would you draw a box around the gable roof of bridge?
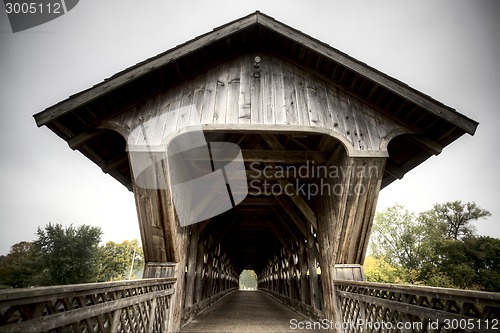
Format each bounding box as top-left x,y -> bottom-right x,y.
33,11 -> 478,190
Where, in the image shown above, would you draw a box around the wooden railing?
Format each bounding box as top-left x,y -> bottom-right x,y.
0,278 -> 176,333
335,280 -> 500,333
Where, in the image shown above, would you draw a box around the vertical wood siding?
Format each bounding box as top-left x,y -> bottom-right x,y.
106,54 -> 405,153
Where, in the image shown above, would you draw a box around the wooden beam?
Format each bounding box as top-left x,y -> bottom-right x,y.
68,130 -> 105,150
260,133 -> 283,150
212,219 -> 237,246
408,136 -> 443,155
385,162 -> 405,180
273,197 -> 308,237
277,179 -> 317,230
201,149 -> 331,164
248,136 -> 317,232
271,208 -> 303,243
101,155 -> 128,173
267,222 -> 292,253
239,197 -> 279,206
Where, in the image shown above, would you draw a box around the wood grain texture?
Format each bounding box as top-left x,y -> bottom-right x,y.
105,54 -> 405,155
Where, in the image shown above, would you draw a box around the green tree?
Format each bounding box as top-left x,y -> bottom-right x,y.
370,202 -> 496,291
33,223 -> 102,285
417,201 -> 493,289
421,201 -> 491,240
364,256 -> 411,284
428,236 -> 500,291
369,205 -> 426,275
96,239 -> 144,282
0,241 -> 37,288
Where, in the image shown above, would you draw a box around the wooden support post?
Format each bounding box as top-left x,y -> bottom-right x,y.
205,255 -> 213,300
194,241 -> 205,305
306,230 -> 321,311
316,151 -> 386,330
133,156 -> 188,333
287,252 -> 295,302
298,240 -> 310,306
184,226 -> 200,317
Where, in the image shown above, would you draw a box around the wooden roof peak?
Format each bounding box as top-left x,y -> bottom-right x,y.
34,11 -> 478,136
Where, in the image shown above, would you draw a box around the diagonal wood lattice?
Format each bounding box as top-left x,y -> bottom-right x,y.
335,280 -> 500,333
0,278 -> 176,333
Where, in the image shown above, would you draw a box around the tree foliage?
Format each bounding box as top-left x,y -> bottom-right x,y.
421,201 -> 491,240
369,202 -> 498,291
96,239 -> 144,282
424,236 -> 500,291
0,242 -> 37,288
364,256 -> 410,284
33,223 -> 103,285
0,223 -> 146,288
370,205 -> 426,273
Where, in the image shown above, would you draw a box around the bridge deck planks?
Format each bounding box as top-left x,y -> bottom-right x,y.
181,290 -> 323,333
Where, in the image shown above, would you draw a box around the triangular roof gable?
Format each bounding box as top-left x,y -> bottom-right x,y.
33,11 -> 478,190
34,11 -> 477,135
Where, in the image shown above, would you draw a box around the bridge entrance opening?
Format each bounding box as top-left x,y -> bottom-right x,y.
239,270 -> 257,290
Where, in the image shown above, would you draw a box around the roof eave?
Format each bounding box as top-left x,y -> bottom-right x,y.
33,11 -> 478,136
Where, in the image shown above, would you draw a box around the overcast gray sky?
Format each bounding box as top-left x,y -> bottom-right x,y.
0,0 -> 499,255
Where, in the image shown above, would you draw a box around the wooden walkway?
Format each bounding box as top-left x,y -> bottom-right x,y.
181,290 -> 323,332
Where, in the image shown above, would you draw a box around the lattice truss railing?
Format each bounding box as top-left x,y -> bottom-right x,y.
0,278 -> 176,333
335,280 -> 500,333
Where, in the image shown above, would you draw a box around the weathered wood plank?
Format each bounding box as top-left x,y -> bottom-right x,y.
225,63 -> 241,125
282,64 -> 298,126
293,69 -> 310,126
304,73 -> 323,127
262,57 -> 275,125
325,86 -> 345,140
213,66 -> 228,125
314,79 -> 331,130
238,58 -> 251,124
250,62 -> 263,124
200,70 -> 217,125
272,57 -> 287,125
337,92 -> 355,148
109,53 -> 406,153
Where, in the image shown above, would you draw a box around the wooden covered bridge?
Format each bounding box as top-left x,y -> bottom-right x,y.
2,11 -> 499,333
